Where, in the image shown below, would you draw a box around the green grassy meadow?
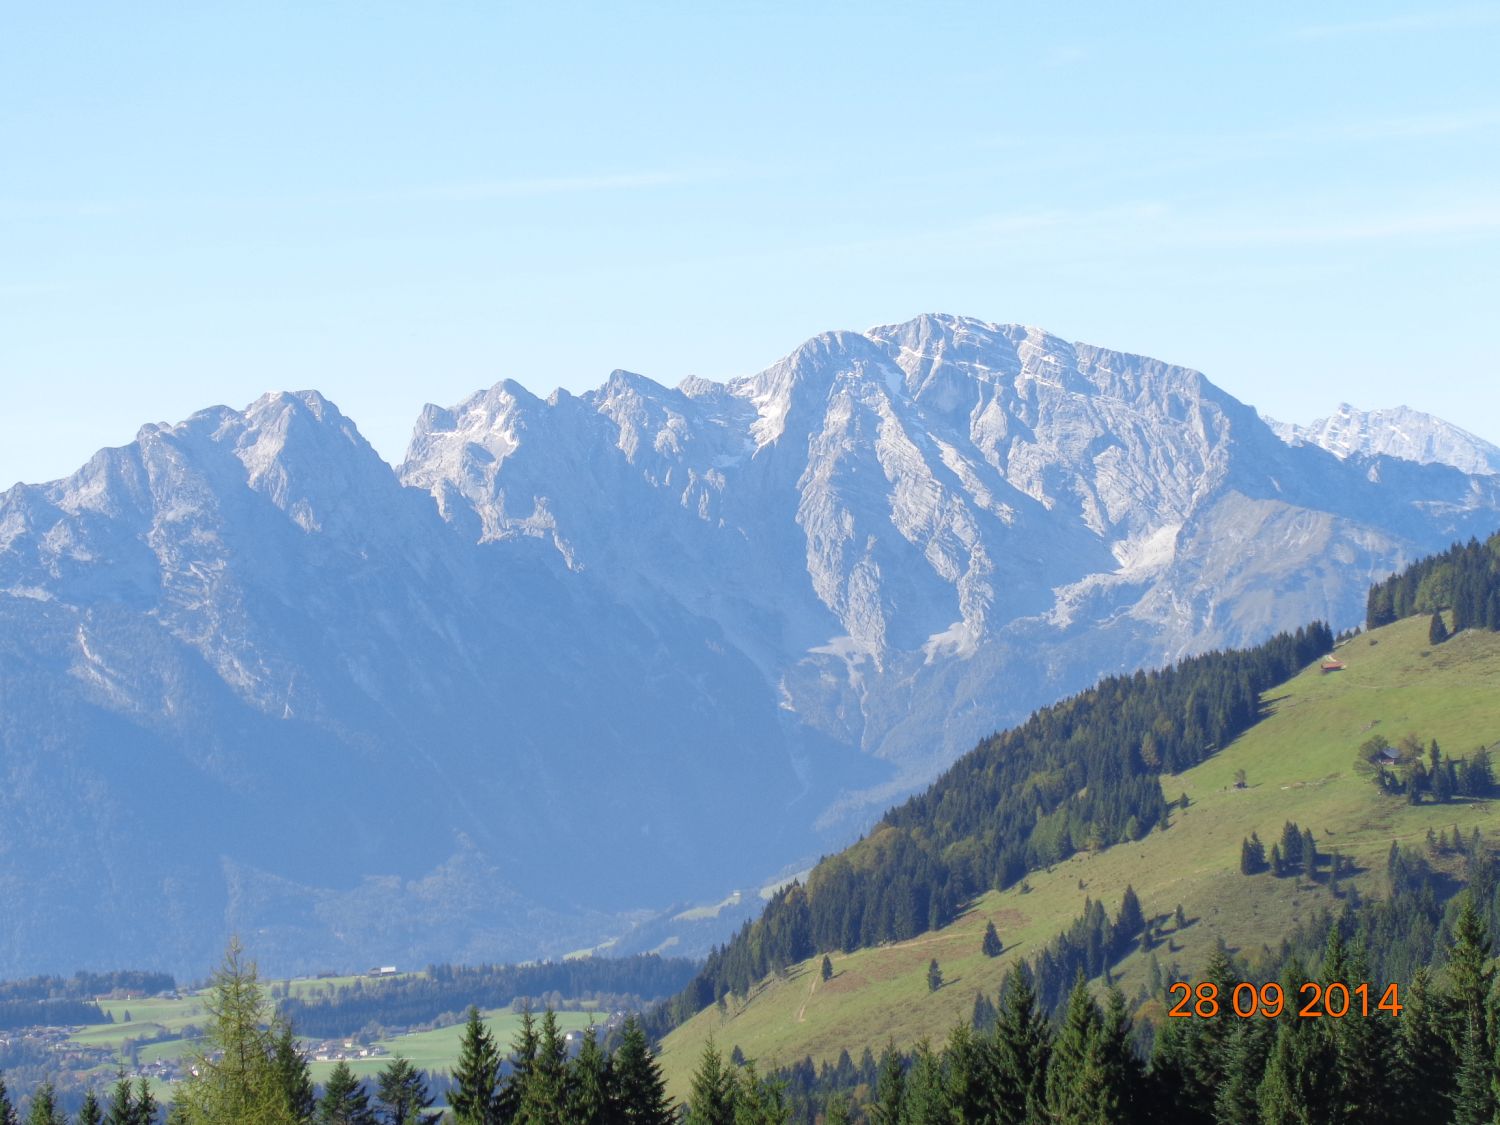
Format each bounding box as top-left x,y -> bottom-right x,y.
658,614 -> 1500,1093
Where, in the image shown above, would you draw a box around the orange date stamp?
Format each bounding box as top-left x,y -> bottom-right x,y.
1167,981 -> 1402,1019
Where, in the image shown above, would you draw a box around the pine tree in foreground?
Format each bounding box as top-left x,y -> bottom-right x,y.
565,1027 -> 612,1125
317,1061 -> 375,1125
272,1021 -> 315,1124
517,1008 -> 569,1124
135,1077 -> 159,1125
448,1007 -> 502,1125
869,1043 -> 904,1125
684,1038 -> 736,1124
374,1057 -> 434,1125
0,1074 -> 17,1125
25,1084 -> 63,1125
1044,975 -> 1116,1125
104,1073 -> 133,1125
173,939 -> 295,1125
992,967 -> 1050,1125
612,1016 -> 672,1125
77,1092 -> 102,1125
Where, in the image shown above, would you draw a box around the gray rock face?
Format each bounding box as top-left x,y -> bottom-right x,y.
1268,402 -> 1500,475
3,315 -> 1498,976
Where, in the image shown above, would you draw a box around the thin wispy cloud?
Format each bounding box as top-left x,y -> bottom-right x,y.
1293,4 -> 1500,39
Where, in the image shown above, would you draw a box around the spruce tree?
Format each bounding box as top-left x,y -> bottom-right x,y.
517,1009 -> 568,1125
901,1041 -> 948,1123
820,955 -> 833,982
105,1072 -> 134,1125
1099,986 -> 1144,1125
1256,971 -> 1339,1125
564,1028 -> 611,1125
870,1044 -> 904,1125
26,1084 -> 63,1125
1146,1018 -> 1202,1125
1447,890 -> 1494,1041
448,1006 -> 501,1125
373,1057 -> 433,1125
612,1016 -> 672,1125
981,920 -> 1003,957
1430,610 -> 1449,645
272,1022 -> 315,1124
1453,1012 -> 1493,1125
1330,938 -> 1397,1123
77,1093 -> 103,1125
1114,886 -> 1145,948
684,1039 -> 736,1125
941,1024 -> 990,1122
135,1079 -> 158,1125
1213,1019 -> 1273,1125
1045,975 -> 1117,1125
317,1062 -> 375,1125
926,958 -> 942,992
731,1061 -> 790,1125
1397,967 -> 1453,1125
991,967 -> 1050,1125
0,1074 -> 14,1125
505,1003 -> 541,1120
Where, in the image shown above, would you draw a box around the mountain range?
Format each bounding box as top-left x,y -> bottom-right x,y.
2,313 -> 1497,976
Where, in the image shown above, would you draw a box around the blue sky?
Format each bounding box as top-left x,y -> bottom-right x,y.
3,2 -> 1498,486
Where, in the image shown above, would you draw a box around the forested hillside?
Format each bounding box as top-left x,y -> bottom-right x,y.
1367,531 -> 1500,630
655,622 -> 1333,1030
654,537 -> 1500,1120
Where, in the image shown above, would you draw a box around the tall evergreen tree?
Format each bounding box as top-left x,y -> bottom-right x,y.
272,1022 -> 315,1124
1257,1006 -> 1339,1122
1453,1013 -> 1493,1125
448,1007 -> 502,1125
104,1073 -> 134,1125
0,1074 -> 15,1125
683,1039 -> 736,1125
134,1079 -> 157,1125
564,1028 -> 611,1125
926,959 -> 942,993
1397,967 -> 1453,1125
25,1084 -> 63,1125
174,939 -> 294,1125
77,1093 -> 102,1125
317,1062 -> 375,1125
1099,986 -> 1144,1125
1330,938 -> 1397,1123
612,1016 -> 672,1125
731,1061 -> 790,1125
373,1057 -> 434,1125
940,1024 -> 990,1123
991,968 -> 1050,1125
1044,974 -> 1117,1125
869,1044 -> 904,1125
1213,1019 -> 1272,1125
900,1041 -> 948,1124
517,1009 -> 569,1125
1447,891 -> 1494,1045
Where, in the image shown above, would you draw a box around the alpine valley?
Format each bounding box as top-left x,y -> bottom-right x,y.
2,314 -> 1497,976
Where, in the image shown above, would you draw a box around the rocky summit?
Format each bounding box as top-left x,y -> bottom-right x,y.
2,314 -> 1497,975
